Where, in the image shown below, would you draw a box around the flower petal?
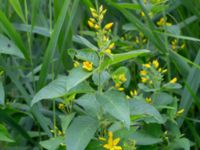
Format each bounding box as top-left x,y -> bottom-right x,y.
114,146 -> 122,150
113,138 -> 120,146
103,144 -> 112,149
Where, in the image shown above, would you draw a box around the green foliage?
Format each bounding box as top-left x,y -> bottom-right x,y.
0,0 -> 200,149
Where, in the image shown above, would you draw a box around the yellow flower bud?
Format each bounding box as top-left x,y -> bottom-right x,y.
143,63 -> 151,68
105,49 -> 112,54
94,24 -> 100,30
91,12 -> 99,18
104,22 -> 113,30
140,70 -> 147,76
58,103 -> 65,110
152,60 -> 159,68
118,87 -> 124,91
73,61 -> 80,68
89,18 -> 95,23
88,20 -> 94,28
108,43 -> 115,49
176,108 -> 184,116
118,74 -> 127,82
99,5 -> 103,13
169,77 -> 177,83
141,77 -> 148,83
145,97 -> 152,103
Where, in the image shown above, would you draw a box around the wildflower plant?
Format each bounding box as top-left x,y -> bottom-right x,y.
0,1 -> 197,150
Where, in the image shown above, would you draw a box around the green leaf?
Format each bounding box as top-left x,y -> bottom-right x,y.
66,116 -> 98,150
0,10 -> 29,60
37,0 -> 72,89
162,83 -> 182,90
130,99 -> 164,124
112,66 -> 131,88
96,90 -> 130,128
76,49 -> 99,66
0,34 -> 24,58
92,71 -> 110,87
100,50 -> 150,70
9,0 -> 25,22
59,113 -> 75,133
40,136 -> 65,150
31,67 -> 94,106
76,94 -> 101,118
73,35 -> 98,51
0,124 -> 14,142
0,81 -> 5,105
129,131 -> 162,145
168,138 -> 190,150
152,92 -> 173,106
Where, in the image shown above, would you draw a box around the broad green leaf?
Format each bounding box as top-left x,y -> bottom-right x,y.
130,99 -> 164,124
40,136 -> 65,150
76,94 -> 101,117
178,48 -> 200,126
92,71 -> 110,87
66,116 -> 98,150
162,83 -> 182,90
0,124 -> 14,142
0,10 -> 29,60
96,90 -> 130,128
0,34 -> 24,58
37,0 -> 71,89
0,81 -> 4,105
129,131 -> 162,145
75,49 -> 99,66
152,92 -> 173,106
31,67 -> 94,106
73,35 -> 98,51
9,0 -> 25,22
100,49 -> 150,70
168,138 -> 190,150
59,113 -> 75,133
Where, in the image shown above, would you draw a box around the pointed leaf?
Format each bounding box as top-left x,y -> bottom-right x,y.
66,116 -> 98,150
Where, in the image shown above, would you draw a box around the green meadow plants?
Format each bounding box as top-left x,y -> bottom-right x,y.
1,0 -> 200,150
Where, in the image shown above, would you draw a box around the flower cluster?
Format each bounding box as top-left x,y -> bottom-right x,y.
113,73 -> 127,91
88,5 -> 115,55
157,17 -> 172,27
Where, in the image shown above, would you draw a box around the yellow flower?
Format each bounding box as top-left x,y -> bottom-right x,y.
88,20 -> 94,28
169,77 -> 177,83
82,61 -> 93,71
118,74 -> 127,82
104,22 -> 114,30
91,12 -> 99,18
152,60 -> 159,68
140,70 -> 147,76
141,77 -> 148,83
143,63 -> 151,68
145,97 -> 152,103
103,131 -> 122,150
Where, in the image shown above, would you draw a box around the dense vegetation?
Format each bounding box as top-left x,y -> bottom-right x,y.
0,0 -> 200,149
